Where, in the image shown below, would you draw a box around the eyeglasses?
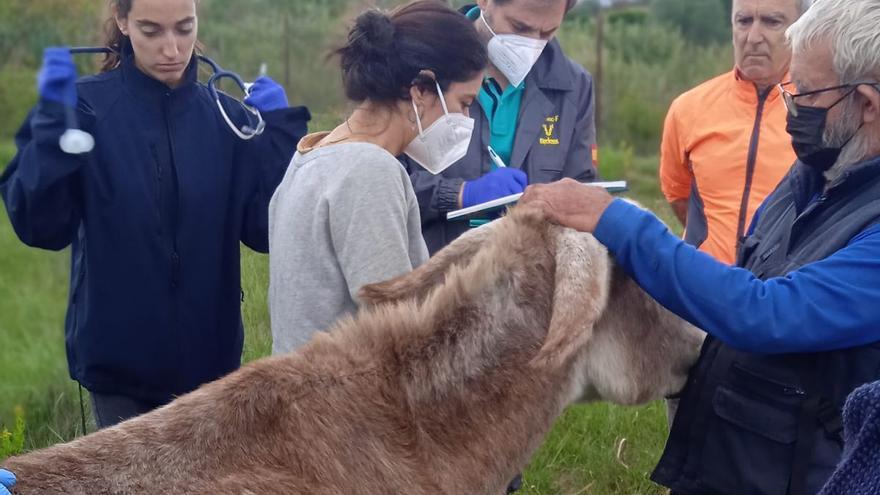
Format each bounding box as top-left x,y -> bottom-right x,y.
777,80 -> 879,117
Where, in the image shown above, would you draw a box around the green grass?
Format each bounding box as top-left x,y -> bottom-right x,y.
523,403 -> 669,494
0,151 -> 92,449
0,140 -> 678,493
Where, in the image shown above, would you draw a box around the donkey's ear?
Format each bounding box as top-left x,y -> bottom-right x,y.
531,227 -> 610,368
359,223 -> 498,306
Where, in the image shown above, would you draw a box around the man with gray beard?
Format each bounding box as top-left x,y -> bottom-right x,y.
520,0 -> 880,492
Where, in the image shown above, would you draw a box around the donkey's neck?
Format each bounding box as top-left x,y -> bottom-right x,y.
397,272 -> 553,402
392,285 -> 578,491
407,343 -> 581,494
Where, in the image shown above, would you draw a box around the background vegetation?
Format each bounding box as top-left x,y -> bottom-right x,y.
0,0 -> 734,492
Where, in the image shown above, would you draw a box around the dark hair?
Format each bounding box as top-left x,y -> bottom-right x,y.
101,0 -> 134,71
335,0 -> 488,104
491,0 -> 578,12
101,0 -> 202,72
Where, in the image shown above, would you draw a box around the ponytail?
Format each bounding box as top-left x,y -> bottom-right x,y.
100,0 -> 133,72
100,15 -> 127,72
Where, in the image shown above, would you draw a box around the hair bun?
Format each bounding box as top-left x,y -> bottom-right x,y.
336,0 -> 487,104
351,10 -> 395,57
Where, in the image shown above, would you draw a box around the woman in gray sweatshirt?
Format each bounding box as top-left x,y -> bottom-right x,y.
268,0 -> 489,354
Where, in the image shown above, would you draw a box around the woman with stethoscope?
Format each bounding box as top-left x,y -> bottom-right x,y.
268,0 -> 486,354
0,0 -> 309,429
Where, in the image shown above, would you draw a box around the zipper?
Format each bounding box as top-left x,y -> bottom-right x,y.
150,144 -> 163,236
732,362 -> 807,397
162,92 -> 182,289
788,193 -> 830,252
798,194 -> 827,219
171,252 -> 180,288
735,86 -> 772,254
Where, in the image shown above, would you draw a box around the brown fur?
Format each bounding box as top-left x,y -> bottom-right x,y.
2,207 -> 703,494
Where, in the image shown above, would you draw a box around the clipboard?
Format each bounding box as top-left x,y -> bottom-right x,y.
446,180 -> 628,221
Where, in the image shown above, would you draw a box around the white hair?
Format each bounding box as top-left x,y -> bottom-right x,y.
798,0 -> 813,14
787,0 -> 880,83
824,95 -> 872,180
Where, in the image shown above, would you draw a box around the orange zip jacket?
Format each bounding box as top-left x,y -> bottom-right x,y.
659,69 -> 796,264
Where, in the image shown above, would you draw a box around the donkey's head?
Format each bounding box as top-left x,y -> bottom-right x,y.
361,207 -> 608,374
360,205 -> 703,408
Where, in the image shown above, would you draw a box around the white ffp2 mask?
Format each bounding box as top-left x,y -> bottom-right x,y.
404,81 -> 475,175
481,11 -> 547,88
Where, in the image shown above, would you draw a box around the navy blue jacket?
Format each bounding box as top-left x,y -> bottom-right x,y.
0,45 -> 309,404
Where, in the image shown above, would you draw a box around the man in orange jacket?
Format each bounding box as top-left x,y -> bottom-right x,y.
660,0 -> 809,264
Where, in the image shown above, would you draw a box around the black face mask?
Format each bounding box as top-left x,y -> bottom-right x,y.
786,90 -> 863,171
785,105 -> 842,171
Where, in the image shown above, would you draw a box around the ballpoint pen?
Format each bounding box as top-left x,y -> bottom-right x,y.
487,145 -> 507,169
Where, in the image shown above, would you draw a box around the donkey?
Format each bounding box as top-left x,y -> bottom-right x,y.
2,207 -> 704,494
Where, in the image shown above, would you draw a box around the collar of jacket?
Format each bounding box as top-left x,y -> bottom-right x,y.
460,3 -> 574,93
120,39 -> 199,104
732,66 -> 786,104
789,153 -> 880,213
527,39 -> 574,92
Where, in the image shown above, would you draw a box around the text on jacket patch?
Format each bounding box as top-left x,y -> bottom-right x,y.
541,115 -> 560,146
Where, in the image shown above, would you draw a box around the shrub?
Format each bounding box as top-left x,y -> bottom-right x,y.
0,407 -> 26,461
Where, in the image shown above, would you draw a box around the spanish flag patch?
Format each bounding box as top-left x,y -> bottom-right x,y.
591,144 -> 599,167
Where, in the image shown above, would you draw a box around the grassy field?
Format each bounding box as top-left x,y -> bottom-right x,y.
0,138 -> 682,493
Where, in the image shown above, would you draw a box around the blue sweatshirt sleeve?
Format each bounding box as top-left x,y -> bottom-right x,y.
0,101 -> 85,250
593,198 -> 880,354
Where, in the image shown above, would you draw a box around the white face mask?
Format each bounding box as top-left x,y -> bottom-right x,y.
404,81 -> 475,175
480,11 -> 548,88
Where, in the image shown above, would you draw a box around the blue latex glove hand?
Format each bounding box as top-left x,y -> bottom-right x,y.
37,47 -> 78,106
243,76 -> 288,112
0,468 -> 15,495
462,168 -> 528,208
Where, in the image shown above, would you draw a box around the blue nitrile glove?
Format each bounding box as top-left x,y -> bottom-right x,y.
37,47 -> 78,106
461,168 -> 528,208
0,468 -> 15,495
243,76 -> 289,112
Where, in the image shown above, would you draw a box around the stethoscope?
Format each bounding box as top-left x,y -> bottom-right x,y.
60,47 -> 266,154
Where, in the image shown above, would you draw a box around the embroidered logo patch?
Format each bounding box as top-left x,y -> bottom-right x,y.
540,115 -> 560,146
